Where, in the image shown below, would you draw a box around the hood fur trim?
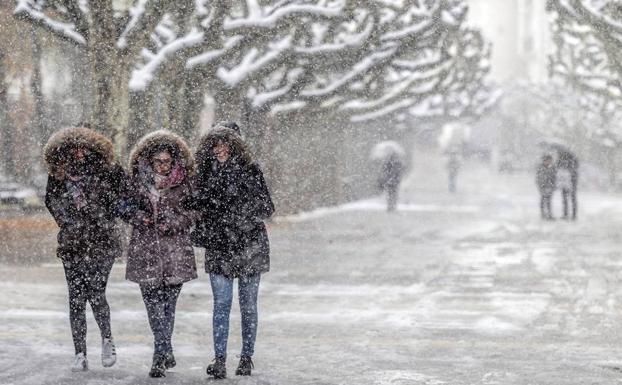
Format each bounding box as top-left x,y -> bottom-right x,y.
43,127 -> 116,179
129,130 -> 195,177
195,127 -> 253,173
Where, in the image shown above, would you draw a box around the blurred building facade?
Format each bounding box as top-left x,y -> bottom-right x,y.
463,1 -> 555,173
467,0 -> 553,84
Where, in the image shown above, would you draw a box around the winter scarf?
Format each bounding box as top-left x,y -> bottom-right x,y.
65,174 -> 88,210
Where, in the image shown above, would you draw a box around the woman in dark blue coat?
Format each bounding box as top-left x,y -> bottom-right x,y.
188,123 -> 274,379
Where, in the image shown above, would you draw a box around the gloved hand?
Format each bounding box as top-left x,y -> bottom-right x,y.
131,211 -> 153,230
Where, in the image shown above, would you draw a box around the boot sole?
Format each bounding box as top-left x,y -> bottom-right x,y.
102,358 -> 116,367
235,371 -> 251,376
206,368 -> 226,379
208,373 -> 226,379
149,370 -> 166,378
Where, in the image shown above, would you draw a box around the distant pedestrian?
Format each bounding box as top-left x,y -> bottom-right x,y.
556,152 -> 578,220
536,154 -> 556,220
378,152 -> 405,211
121,131 -> 197,378
44,126 -> 125,372
446,150 -> 461,193
188,123 -> 274,379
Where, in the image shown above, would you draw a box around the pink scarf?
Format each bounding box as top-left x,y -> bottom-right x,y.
154,162 -> 186,190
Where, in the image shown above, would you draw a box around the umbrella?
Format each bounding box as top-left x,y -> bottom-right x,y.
370,141 -> 406,161
538,140 -> 578,169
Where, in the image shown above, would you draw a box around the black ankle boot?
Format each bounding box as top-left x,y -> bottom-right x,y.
164,352 -> 176,369
149,354 -> 166,378
206,357 -> 226,379
235,355 -> 254,376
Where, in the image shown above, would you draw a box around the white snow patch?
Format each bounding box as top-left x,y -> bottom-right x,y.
277,198 -> 480,223
531,248 -> 556,274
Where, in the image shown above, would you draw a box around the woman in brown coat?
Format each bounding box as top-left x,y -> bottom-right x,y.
121,130 -> 197,378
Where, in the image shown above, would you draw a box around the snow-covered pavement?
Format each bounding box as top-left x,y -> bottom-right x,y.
3,153 -> 622,384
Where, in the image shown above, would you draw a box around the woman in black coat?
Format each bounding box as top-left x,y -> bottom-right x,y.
188,123 -> 274,379
44,126 -> 125,372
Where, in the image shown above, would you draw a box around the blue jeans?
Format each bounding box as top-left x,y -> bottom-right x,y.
210,274 -> 261,358
140,283 -> 182,356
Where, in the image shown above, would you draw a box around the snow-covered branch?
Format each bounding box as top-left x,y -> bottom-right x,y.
14,0 -> 86,45
129,29 -> 205,91
549,0 -> 622,101
224,3 -> 344,31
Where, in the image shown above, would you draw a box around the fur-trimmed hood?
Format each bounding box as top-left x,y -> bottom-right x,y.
195,127 -> 253,174
129,130 -> 195,177
44,126 -> 116,180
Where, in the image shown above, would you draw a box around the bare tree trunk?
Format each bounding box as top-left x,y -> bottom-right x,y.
127,89 -> 154,152
88,13 -> 114,135
23,27 -> 45,178
0,46 -> 14,178
69,45 -> 93,124
178,73 -> 205,141
30,28 -> 46,145
109,63 -> 131,156
88,2 -> 133,157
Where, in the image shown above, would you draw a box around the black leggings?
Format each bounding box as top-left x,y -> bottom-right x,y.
62,257 -> 115,355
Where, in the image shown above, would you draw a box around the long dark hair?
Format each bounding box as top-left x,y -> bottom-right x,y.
195,128 -> 253,175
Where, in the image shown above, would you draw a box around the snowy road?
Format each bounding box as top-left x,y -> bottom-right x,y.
3,156 -> 622,384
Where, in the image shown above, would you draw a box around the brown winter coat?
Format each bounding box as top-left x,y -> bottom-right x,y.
43,127 -> 126,261
123,131 -> 197,285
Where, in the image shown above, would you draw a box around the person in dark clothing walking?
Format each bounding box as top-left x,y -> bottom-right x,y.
187,124 -> 274,379
44,126 -> 124,371
556,152 -> 579,220
536,154 -> 556,220
121,130 -> 197,378
378,152 -> 405,211
447,150 -> 461,193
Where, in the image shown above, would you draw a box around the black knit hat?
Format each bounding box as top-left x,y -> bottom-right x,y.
213,121 -> 241,135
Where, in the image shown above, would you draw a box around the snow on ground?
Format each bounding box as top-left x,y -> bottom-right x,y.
3,150 -> 622,384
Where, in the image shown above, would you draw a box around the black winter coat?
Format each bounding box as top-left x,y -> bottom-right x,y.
190,160 -> 274,278
536,164 -> 556,195
45,165 -> 126,261
378,153 -> 404,190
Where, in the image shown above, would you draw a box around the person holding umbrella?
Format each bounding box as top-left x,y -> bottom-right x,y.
371,141 -> 406,212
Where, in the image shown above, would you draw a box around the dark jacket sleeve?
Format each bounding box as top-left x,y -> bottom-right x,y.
240,164 -> 274,221
183,176 -> 213,211
109,165 -> 132,219
115,175 -> 154,231
45,175 -> 74,228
